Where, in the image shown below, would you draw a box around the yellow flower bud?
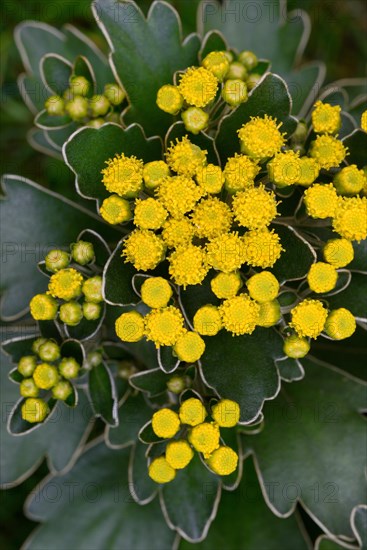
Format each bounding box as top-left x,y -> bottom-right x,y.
219,294 -> 260,335
188,422 -> 220,457
193,305 -> 222,336
115,311 -> 145,343
211,399 -> 240,427
21,398 -> 49,423
181,107 -> 209,134
179,398 -> 207,426
283,334 -> 310,358
222,79 -> 248,107
38,340 -> 60,362
20,378 -> 39,398
323,238 -> 354,268
166,440 -> 194,469
290,299 -> 328,339
232,185 -> 278,228
45,249 -> 70,272
202,51 -> 229,81
48,268 -> 83,300
156,85 -> 183,114
324,308 -> 356,340
238,50 -> 258,70
333,165 -> 365,196
83,302 -> 102,321
100,195 -> 132,225
307,262 -> 338,294
152,408 -> 180,438
52,380 -> 73,401
207,446 -> 238,475
257,300 -> 281,327
122,229 -> 166,271
82,276 -> 103,303
33,363 -> 59,390
30,294 -> 58,321
246,271 -> 279,303
210,271 -> 242,299
133,198 -> 167,230
311,101 -> 341,134
195,164 -> 224,194
174,331 -> 206,362
18,356 -> 37,377
148,456 -> 176,483
59,357 -> 80,379
144,306 -> 185,347
59,301 -> 83,326
65,96 -> 89,120
143,161 -> 171,190
309,135 -> 347,170
304,183 -> 338,219
141,277 -> 173,309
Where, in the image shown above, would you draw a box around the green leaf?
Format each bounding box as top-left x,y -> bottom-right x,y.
350,240 -> 367,273
88,362 -> 118,426
130,368 -> 169,397
270,224 -> 316,283
107,391 -> 153,448
276,357 -> 304,382
342,129 -> 367,168
27,128 -> 62,158
326,273 -> 367,320
103,239 -> 140,306
161,454 -> 221,542
179,273 -> 220,325
92,0 -> 200,136
243,356 -> 367,538
0,175 -> 120,320
40,54 -> 72,96
24,442 -> 176,550
129,440 -> 157,504
200,328 -> 283,423
199,30 -> 228,60
180,457 -> 309,550
288,63 -> 326,117
35,109 -> 71,130
158,346 -> 180,373
316,504 -> 367,550
64,123 -> 162,201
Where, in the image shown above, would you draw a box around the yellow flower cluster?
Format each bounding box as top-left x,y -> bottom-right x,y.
148,398 -> 240,483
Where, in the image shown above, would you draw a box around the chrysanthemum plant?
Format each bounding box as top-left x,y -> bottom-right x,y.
1,0 -> 367,547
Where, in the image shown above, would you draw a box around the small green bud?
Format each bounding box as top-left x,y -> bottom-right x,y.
20,378 -> 39,398
59,301 -> 83,326
52,380 -> 73,401
181,107 -> 209,134
18,355 -> 37,377
82,276 -> 103,303
89,94 -> 110,117
45,249 -> 70,272
63,88 -> 74,102
225,62 -> 247,81
32,338 -> 47,355
104,83 -> 126,105
222,51 -> 234,63
71,241 -> 95,265
65,96 -> 89,120
59,357 -> 80,379
88,118 -> 105,128
69,75 -> 90,97
45,95 -> 65,116
83,301 -> 102,321
283,335 -> 310,359
21,398 -> 49,423
202,51 -> 229,81
86,351 -> 103,369
238,50 -> 258,70
246,73 -> 262,90
38,340 -> 60,362
222,79 -> 248,107
293,121 -> 308,143
166,375 -> 186,394
118,360 -> 137,379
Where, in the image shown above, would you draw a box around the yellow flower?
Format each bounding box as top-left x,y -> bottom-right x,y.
324,308 -> 356,340
332,196 -> 367,241
223,154 -> 260,193
210,271 -> 242,299
283,334 -> 310,358
155,175 -> 203,218
193,305 -> 222,336
242,228 -> 284,268
188,422 -> 220,457
206,232 -> 245,273
165,136 -> 207,177
257,300 -> 281,327
307,262 -> 338,293
174,331 -> 206,362
196,164 -> 225,194
143,161 -> 171,190
152,408 -> 180,438
144,306 -> 185,347
179,398 -> 207,426
290,299 -> 328,338
202,51 -> 229,81
311,101 -> 341,134
48,268 -> 83,300
156,84 -> 183,114
361,110 -> 367,131
168,245 -> 208,287
333,165 -> 365,196
267,150 -> 301,187
206,446 -> 238,475
162,217 -> 194,248
211,399 -> 240,427
246,271 -> 279,303
115,311 -> 145,342
238,115 -> 286,161
30,294 -> 58,321
122,230 -> 166,271
33,363 -> 59,390
133,198 -> 167,230
21,398 -> 49,423
20,379 -> 39,398
102,153 -> 144,198
297,157 -> 319,187
323,238 -> 354,268
149,456 -> 176,484
191,197 -> 232,239
303,183 -> 338,219
232,185 -> 278,228
309,135 -> 347,170
166,440 -> 194,469
219,294 -> 260,335
141,277 -> 173,309
181,107 -> 209,134
179,66 -> 218,107
100,194 -> 132,225
222,79 -> 248,107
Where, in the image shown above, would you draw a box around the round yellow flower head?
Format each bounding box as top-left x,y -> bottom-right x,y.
242,228 -> 284,268
324,308 -> 356,340
238,115 -> 286,161
303,183 -> 338,219
333,165 -> 365,196
179,66 -> 218,107
30,294 -> 58,321
141,277 -> 173,309
144,306 -> 185,347
149,456 -> 176,484
196,164 -> 225,194
283,334 -> 310,358
21,398 -> 49,424
206,232 -> 245,273
122,230 -> 166,271
290,299 -> 328,338
174,331 -> 206,362
155,176 -> 204,218
166,440 -> 194,470
361,110 -> 367,132
191,197 -> 232,239
297,157 -> 320,187
332,197 -> 367,241
246,271 -> 279,303
193,305 -> 222,336
162,217 -> 194,248
189,422 -> 220,457
115,311 -> 145,342
202,51 -> 229,81
212,399 -> 240,427
257,300 -> 281,327
220,294 -> 260,335
179,398 -> 207,426
309,135 -> 347,170
232,185 -> 278,229
133,198 -> 167,230
312,101 -> 341,134
223,154 -> 260,193
102,153 -> 144,198
207,446 -> 239,476
48,268 -> 83,301
20,378 -> 39,398
181,107 -> 209,134
33,363 -> 59,390
323,238 -> 354,268
267,150 -> 302,187
210,271 -> 242,299
307,262 -> 338,294
100,194 -> 131,225
143,161 -> 171,190
152,408 -> 180,438
169,245 -> 208,287
222,79 -> 248,107
165,136 -> 207,177
156,84 -> 183,115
